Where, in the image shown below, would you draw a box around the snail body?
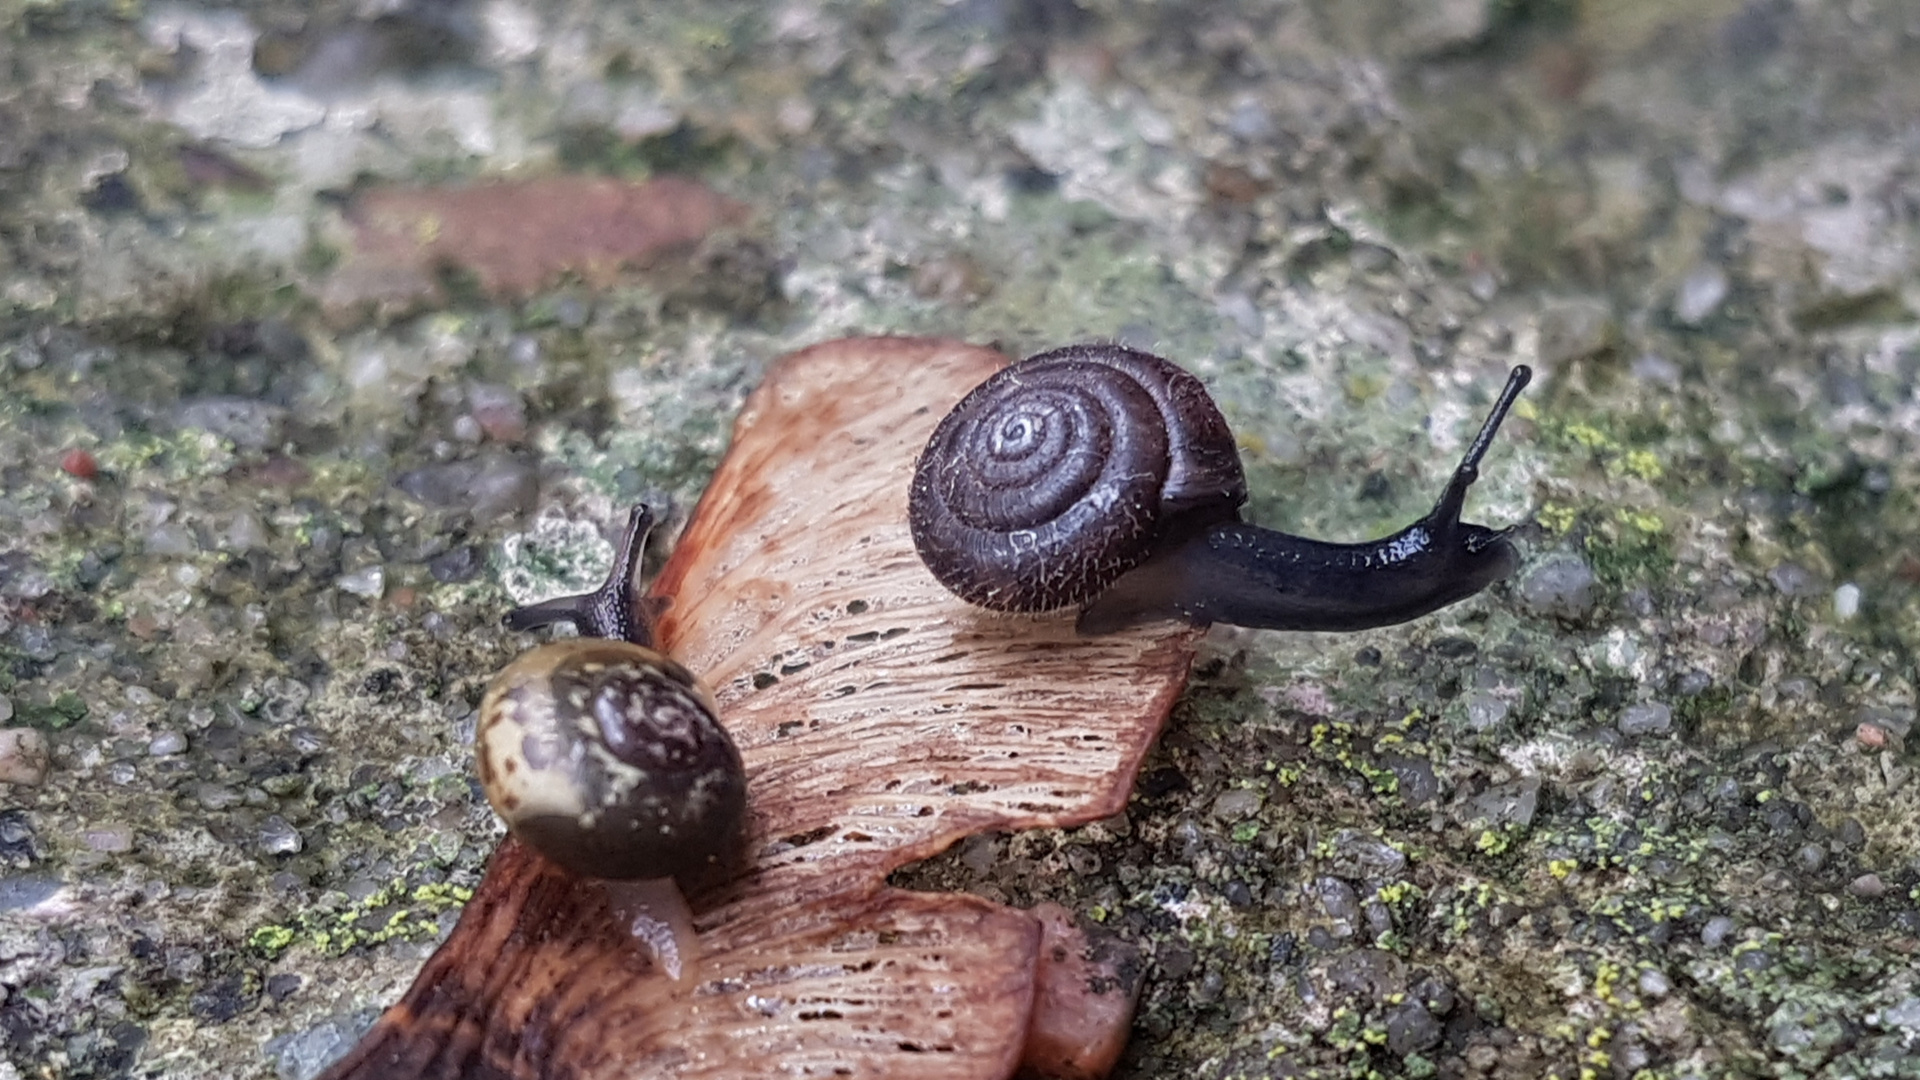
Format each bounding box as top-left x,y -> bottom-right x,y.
909,345 -> 1531,634
480,505 -> 745,982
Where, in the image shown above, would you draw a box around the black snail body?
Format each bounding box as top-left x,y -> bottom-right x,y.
479,505 -> 745,981
908,344 -> 1531,635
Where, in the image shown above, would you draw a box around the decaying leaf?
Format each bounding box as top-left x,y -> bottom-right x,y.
322,337 -> 1202,1080
320,843 -> 1041,1079
654,338 -> 1203,903
322,175 -> 747,315
1020,903 -> 1145,1080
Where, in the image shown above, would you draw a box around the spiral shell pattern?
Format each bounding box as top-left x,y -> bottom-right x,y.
909,344 -> 1247,612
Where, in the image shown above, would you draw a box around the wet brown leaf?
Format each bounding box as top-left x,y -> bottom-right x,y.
656,337 -> 1202,908
322,337 -> 1201,1080
322,843 -> 1040,1079
1018,902 -> 1144,1080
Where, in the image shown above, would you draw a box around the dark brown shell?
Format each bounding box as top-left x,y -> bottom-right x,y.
907,343 -> 1247,612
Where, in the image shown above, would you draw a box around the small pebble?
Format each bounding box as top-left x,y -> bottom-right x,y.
266,1009 -> 381,1080
226,511 -> 271,552
1794,843 -> 1826,873
393,453 -> 538,521
466,383 -> 528,443
1672,263 -> 1729,325
1701,915 -> 1737,948
148,731 -> 188,756
145,522 -> 200,558
0,876 -> 62,911
176,397 -> 289,451
1382,754 -> 1440,806
83,825 -> 135,853
959,834 -> 998,875
1157,943 -> 1196,979
1617,702 -> 1673,738
195,783 -> 243,810
1674,669 -> 1713,697
1364,898 -> 1394,937
1313,877 -> 1361,932
1832,583 -> 1861,621
0,694 -> 13,723
1323,947 -> 1403,998
1638,969 -> 1672,998
0,556 -> 54,601
1630,352 -> 1682,388
1767,561 -> 1820,597
1464,691 -> 1511,731
1384,1000 -> 1442,1056
1847,873 -> 1886,898
1469,778 -> 1541,829
1410,975 -> 1455,1016
1516,553 -> 1598,620
1611,1036 -> 1652,1074
1882,997 -> 1920,1030
259,676 -> 311,724
336,566 -> 386,599
1836,817 -> 1867,848
0,728 -> 51,785
1190,968 -> 1225,1006
1536,299 -> 1616,367
266,973 -> 304,1002
1329,830 -> 1408,881
1065,846 -> 1101,876
1210,787 -> 1264,823
427,546 -> 482,584
60,447 -> 98,479
259,816 -> 304,856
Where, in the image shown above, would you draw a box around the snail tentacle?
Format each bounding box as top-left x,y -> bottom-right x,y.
504,504 -> 662,647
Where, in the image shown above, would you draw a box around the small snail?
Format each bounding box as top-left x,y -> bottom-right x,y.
909,344 -> 1531,635
478,505 -> 746,983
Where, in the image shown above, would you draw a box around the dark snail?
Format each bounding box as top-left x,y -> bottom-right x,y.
479,505 -> 746,982
908,344 -> 1531,635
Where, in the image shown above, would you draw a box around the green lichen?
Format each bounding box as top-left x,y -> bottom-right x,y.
247,880 -> 475,961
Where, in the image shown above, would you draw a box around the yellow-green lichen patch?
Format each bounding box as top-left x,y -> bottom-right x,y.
247,880 -> 475,961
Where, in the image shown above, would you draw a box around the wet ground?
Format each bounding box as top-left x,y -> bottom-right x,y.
1,1 -> 1917,1077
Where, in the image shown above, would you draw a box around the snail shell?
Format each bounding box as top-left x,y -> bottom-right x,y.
908,344 -> 1246,613
478,638 -> 746,883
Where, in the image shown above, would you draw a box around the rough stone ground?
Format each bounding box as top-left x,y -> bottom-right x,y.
1,1 -> 1917,1078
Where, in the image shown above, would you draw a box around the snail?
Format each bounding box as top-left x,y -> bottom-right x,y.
477,505 -> 746,983
909,344 -> 1531,635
